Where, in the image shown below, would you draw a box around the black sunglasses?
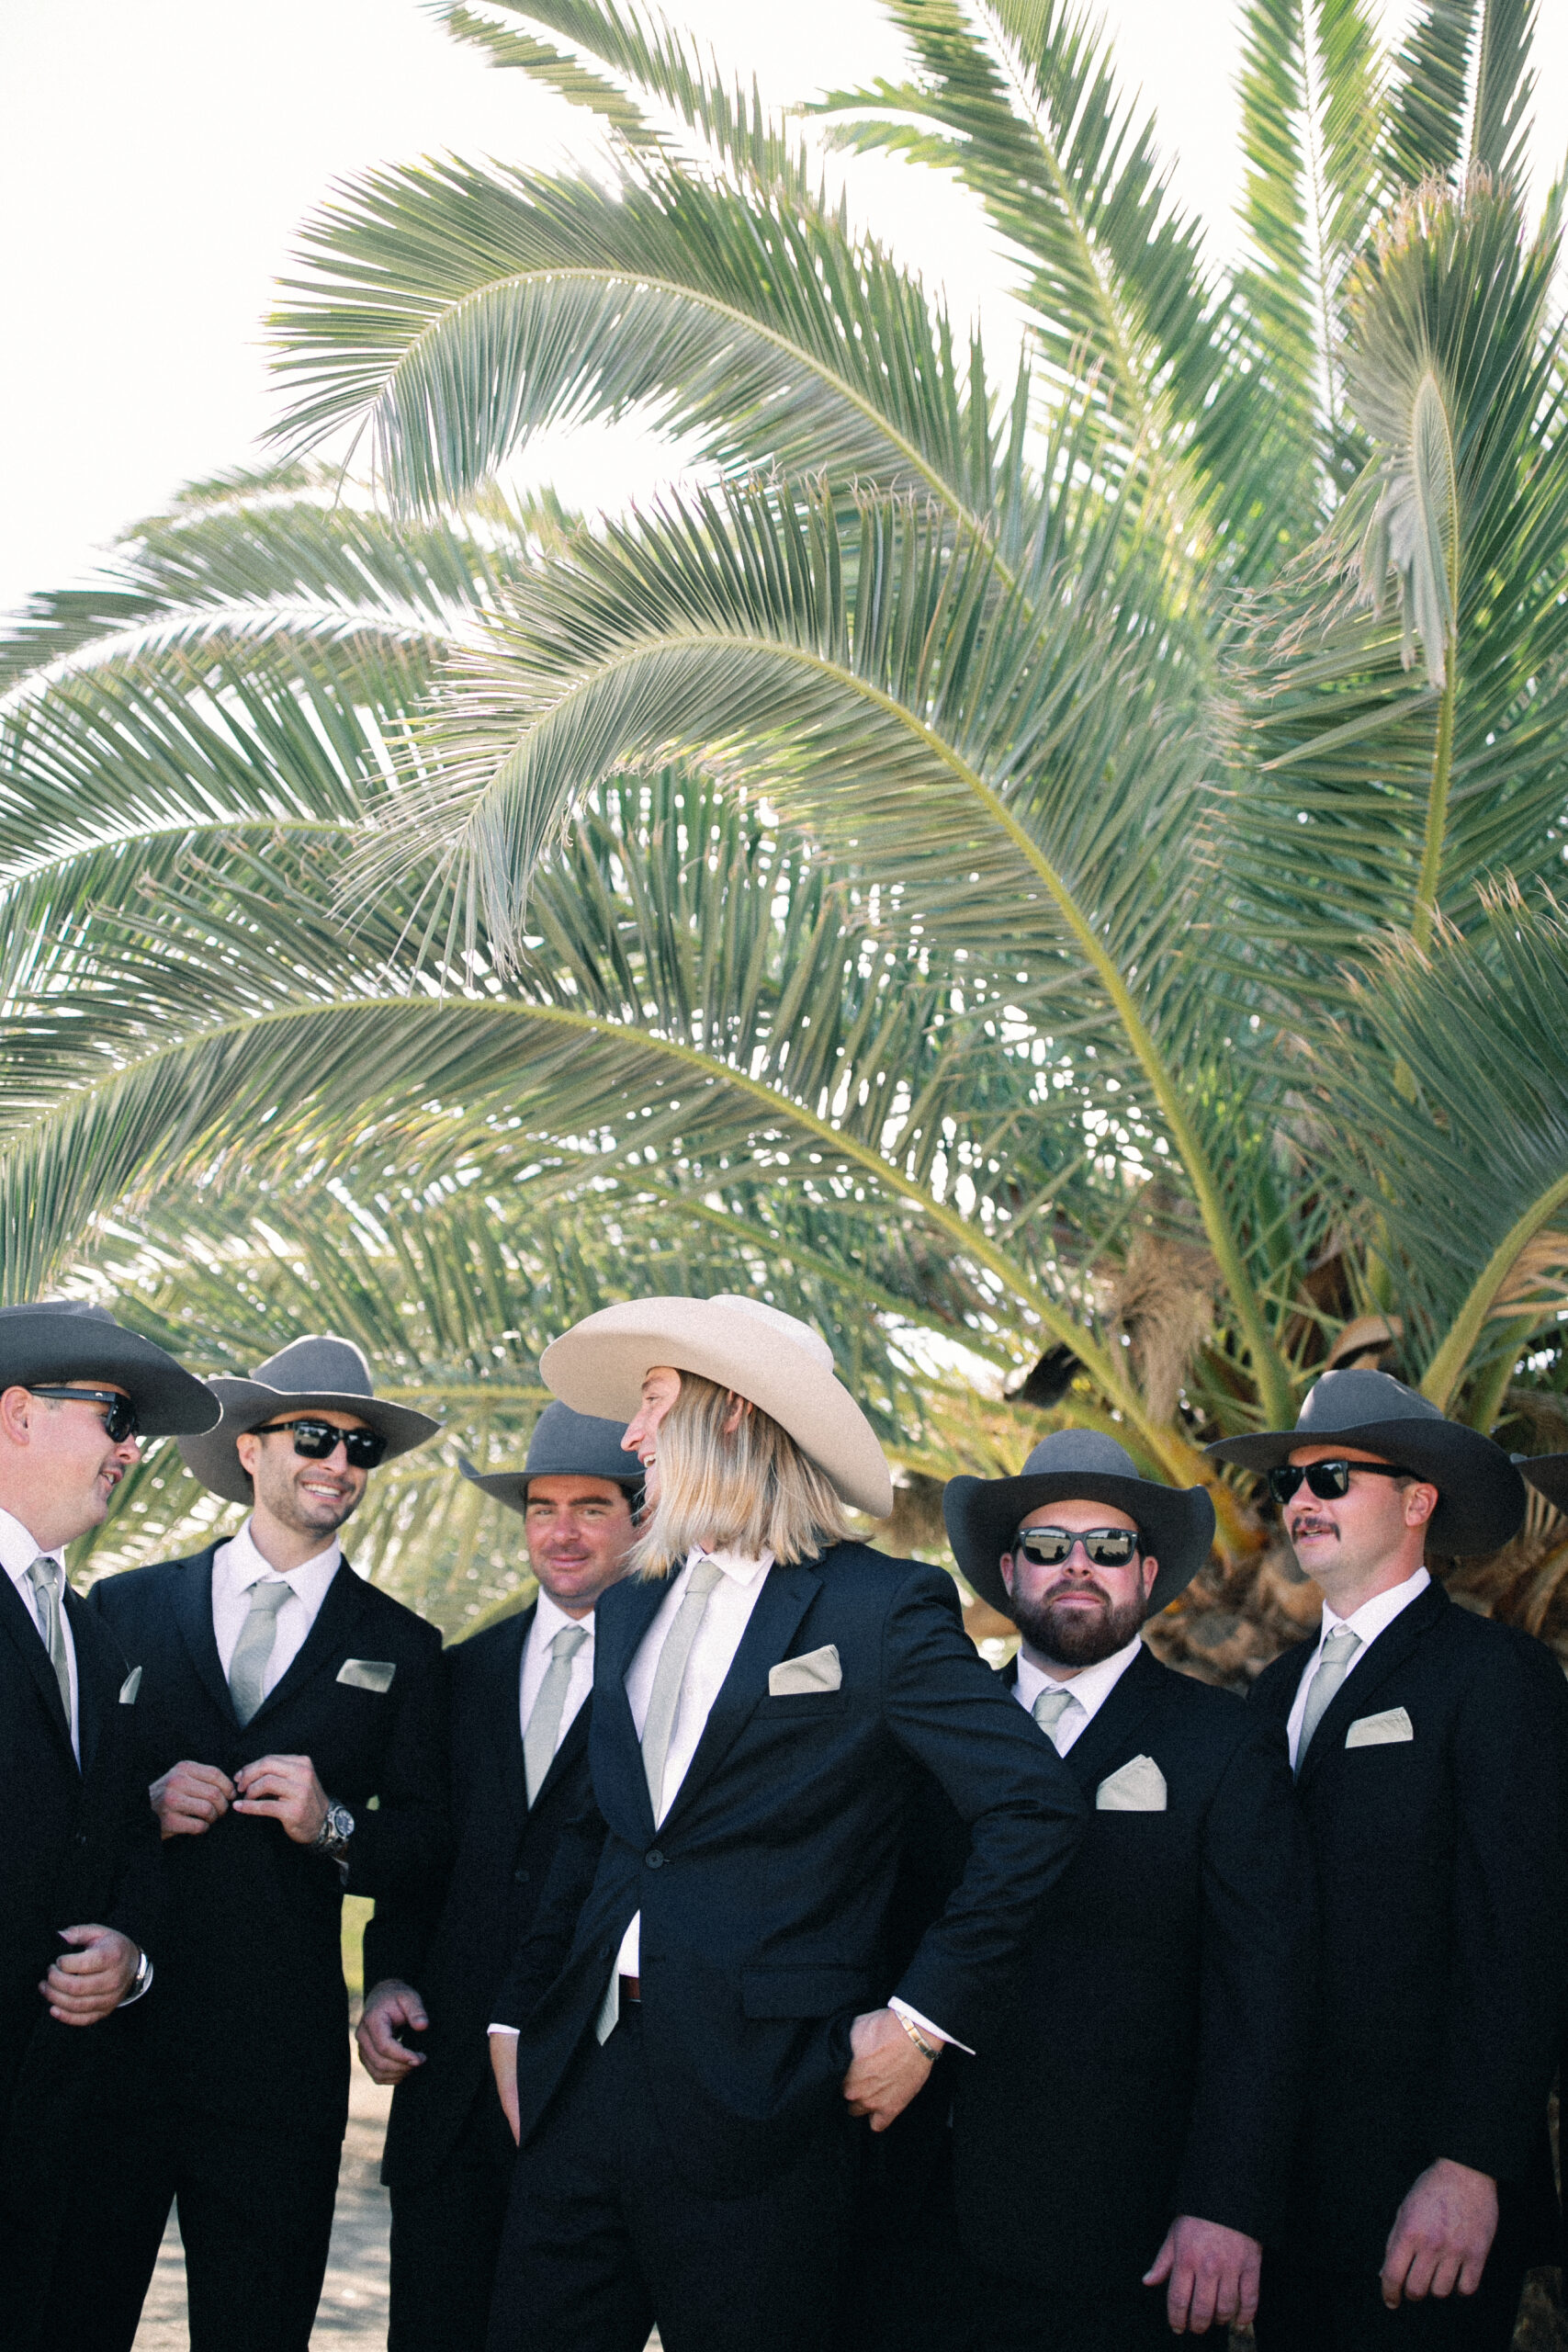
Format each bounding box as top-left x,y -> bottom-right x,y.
1013,1524 -> 1142,1570
28,1385 -> 141,1444
1268,1459 -> 1416,1506
250,1417 -> 388,1470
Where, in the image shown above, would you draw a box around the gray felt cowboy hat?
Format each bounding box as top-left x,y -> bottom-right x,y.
1516,1454 -> 1568,1518
1206,1367 -> 1524,1555
540,1294 -> 894,1518
0,1299 -> 219,1437
178,1333 -> 441,1506
458,1401 -> 646,1517
943,1430 -> 1216,1621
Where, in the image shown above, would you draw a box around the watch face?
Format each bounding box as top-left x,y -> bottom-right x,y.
331,1804 -> 355,1839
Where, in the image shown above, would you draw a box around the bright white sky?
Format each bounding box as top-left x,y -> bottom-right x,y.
2,0 -> 1564,620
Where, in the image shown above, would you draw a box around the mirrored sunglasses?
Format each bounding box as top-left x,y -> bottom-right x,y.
250,1417 -> 388,1470
1267,1459 -> 1414,1506
28,1385 -> 140,1444
1013,1524 -> 1142,1569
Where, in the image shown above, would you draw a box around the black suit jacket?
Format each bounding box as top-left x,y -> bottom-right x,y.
944,1646 -> 1315,2291
88,1541 -> 447,2143
494,1542 -> 1088,2197
367,1601 -> 594,2191
0,1570 -> 164,2346
1249,1580 -> 1568,2272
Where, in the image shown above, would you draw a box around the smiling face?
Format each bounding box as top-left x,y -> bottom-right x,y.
0,1381 -> 141,1551
621,1366 -> 684,1508
1000,1497 -> 1157,1676
1280,1442 -> 1436,1614
235,1408 -> 370,1545
525,1473 -> 637,1618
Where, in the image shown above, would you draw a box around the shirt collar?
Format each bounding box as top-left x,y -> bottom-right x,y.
0,1504 -> 63,1581
688,1545 -> 773,1588
1318,1564 -> 1430,1650
221,1515 -> 342,1605
534,1586 -> 595,1645
1015,1630 -> 1144,1720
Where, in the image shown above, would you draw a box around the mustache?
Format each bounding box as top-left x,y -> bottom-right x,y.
1041,1578 -> 1112,1607
1288,1514 -> 1340,1542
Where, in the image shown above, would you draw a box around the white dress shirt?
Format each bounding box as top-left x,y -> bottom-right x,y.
1013,1633 -> 1145,1754
519,1588 -> 597,1753
0,1503 -> 79,1761
1285,1566 -> 1430,1769
210,1518 -> 343,1701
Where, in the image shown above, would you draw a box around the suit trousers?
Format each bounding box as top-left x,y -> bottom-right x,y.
976,2275 -> 1175,2350
389,2079 -> 517,2352
1253,2238 -> 1530,2352
63,2102 -> 342,2352
487,2003 -> 857,2352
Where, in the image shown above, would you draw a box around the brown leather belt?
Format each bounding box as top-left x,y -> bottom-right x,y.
619,1974 -> 641,2002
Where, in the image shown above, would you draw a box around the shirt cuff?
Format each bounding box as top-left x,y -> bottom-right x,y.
488,2023 -> 521,2038
890,1996 -> 974,2057
118,1953 -> 153,2007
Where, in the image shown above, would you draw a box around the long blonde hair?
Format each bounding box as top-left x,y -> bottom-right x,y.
630,1370 -> 852,1577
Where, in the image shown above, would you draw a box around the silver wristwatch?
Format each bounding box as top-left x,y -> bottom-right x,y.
310,1798 -> 355,1863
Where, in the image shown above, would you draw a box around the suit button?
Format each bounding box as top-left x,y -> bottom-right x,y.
513,1867 -> 530,1884
645,1849 -> 663,1869
74,1832 -> 88,1847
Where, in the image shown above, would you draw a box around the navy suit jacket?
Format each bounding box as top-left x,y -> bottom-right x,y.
1249,1580 -> 1568,2272
494,1542 -> 1087,2196
89,1541 -> 446,2143
367,1600 -> 594,2191
0,1572 -> 164,2347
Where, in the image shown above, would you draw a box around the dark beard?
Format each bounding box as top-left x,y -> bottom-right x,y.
1010,1583 -> 1146,1668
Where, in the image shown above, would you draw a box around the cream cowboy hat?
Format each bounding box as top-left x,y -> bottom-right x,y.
178,1333 -> 442,1506
539,1295 -> 894,1519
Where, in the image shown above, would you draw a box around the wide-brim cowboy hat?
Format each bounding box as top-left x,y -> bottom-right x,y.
178,1333 -> 441,1506
539,1295 -> 894,1519
459,1401 -> 646,1518
0,1300 -> 219,1438
1206,1367 -> 1523,1555
943,1430 -> 1215,1621
1517,1454 -> 1568,1517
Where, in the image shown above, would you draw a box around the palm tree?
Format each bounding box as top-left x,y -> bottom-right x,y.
4,0 -> 1568,1672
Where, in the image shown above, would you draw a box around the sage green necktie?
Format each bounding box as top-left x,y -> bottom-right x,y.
1295,1625 -> 1361,1773
524,1623 -> 589,1806
26,1555 -> 73,1730
1032,1684 -> 1078,1752
228,1578 -> 292,1727
639,1555 -> 726,1824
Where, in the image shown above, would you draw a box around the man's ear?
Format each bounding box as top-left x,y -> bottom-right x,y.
721,1392 -> 755,1437
234,1430 -> 261,1480
1141,1554 -> 1159,1601
0,1385 -> 33,1444
1404,1481 -> 1438,1530
999,1552 -> 1015,1596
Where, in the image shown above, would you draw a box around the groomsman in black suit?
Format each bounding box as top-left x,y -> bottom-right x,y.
357,1402 -> 643,2352
1210,1369 -> 1568,2351
86,1333 -> 449,2352
485,1295 -> 1088,2352
0,1300 -> 215,2352
881,1430 -> 1314,2350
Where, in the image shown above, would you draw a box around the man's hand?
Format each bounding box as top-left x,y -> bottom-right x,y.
232,1755 -> 329,1845
1144,2215 -> 1262,2335
151,1759 -> 234,1839
41,1926 -> 140,2026
841,2008 -> 934,2132
1382,2158 -> 1498,2307
490,2031 -> 521,2143
356,1980 -> 429,2085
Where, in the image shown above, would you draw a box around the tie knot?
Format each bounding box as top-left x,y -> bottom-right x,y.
1320,1626 -> 1360,1666
245,1578 -> 293,1619
1032,1685 -> 1077,1734
686,1555 -> 726,1597
26,1555 -> 61,1599
551,1623 -> 589,1659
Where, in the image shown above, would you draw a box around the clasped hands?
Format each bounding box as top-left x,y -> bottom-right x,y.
151,1753 -> 329,1845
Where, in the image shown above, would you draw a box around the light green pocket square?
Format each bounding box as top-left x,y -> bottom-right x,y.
1095,1754 -> 1167,1811
337,1657 -> 397,1694
118,1666 -> 142,1704
1345,1705 -> 1413,1748
768,1644 -> 841,1696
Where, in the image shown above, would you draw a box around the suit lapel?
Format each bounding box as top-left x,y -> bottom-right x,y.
1061,1645 -> 1166,1798
1296,1580 -> 1446,1791
64,1585 -> 110,1774
659,1557 -> 822,1834
535,1680 -> 592,1808
247,1555 -> 372,1732
490,1604 -> 534,1824
0,1566 -> 74,1761
593,1577 -> 669,1838
173,1544 -> 239,1725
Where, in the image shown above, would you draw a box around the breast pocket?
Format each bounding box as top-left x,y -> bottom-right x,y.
754,1691 -> 848,1721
